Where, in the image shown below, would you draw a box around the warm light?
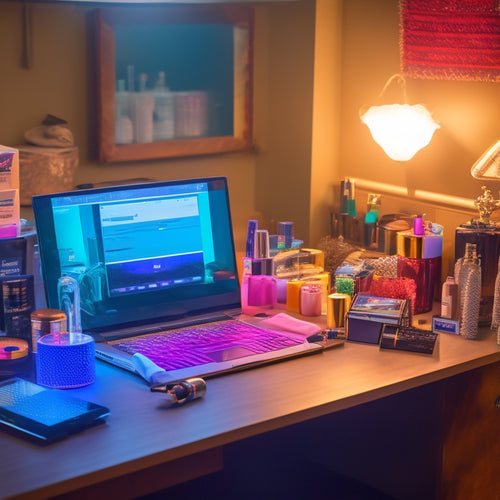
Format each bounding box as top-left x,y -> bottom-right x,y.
360,103 -> 440,161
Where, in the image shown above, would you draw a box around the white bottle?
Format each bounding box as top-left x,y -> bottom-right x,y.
130,74 -> 154,143
441,276 -> 459,321
152,71 -> 175,141
115,79 -> 133,145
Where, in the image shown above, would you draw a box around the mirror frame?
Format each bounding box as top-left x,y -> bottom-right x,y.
94,5 -> 254,163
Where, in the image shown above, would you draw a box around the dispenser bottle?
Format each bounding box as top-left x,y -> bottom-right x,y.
115,79 -> 133,145
396,217 -> 442,314
152,71 -> 175,141
456,243 -> 481,340
490,256 -> 500,345
57,275 -> 82,342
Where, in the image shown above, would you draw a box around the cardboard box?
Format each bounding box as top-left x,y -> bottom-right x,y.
0,146 -> 19,190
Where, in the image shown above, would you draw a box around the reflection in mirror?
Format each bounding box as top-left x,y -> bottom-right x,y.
471,139 -> 500,180
95,6 -> 253,163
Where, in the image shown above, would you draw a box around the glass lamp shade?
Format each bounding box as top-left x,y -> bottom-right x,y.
470,139 -> 500,180
360,103 -> 440,161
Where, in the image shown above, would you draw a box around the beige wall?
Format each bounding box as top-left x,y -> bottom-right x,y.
338,0 -> 500,274
339,0 -> 500,205
1,0 -> 499,261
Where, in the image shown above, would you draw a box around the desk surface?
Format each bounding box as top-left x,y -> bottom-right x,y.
1,321 -> 499,500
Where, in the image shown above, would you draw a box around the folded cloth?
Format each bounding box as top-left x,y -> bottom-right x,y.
259,312 -> 321,337
132,353 -> 170,384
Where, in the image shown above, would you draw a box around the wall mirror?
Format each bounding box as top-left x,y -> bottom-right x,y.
94,5 -> 253,163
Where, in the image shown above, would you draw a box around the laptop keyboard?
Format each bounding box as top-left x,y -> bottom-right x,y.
109,320 -> 304,371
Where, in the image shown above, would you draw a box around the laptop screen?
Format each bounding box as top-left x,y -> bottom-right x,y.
33,177 -> 240,333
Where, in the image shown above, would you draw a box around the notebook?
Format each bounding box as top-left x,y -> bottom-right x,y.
32,177 -> 323,383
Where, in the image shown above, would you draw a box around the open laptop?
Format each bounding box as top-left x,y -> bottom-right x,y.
32,177 -> 323,383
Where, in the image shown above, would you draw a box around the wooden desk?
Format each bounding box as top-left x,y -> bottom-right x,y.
1,325 -> 499,500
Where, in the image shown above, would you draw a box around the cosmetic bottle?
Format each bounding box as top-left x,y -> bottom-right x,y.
363,193 -> 381,248
152,71 -> 175,141
57,275 -> 82,340
300,283 -> 322,316
129,74 -> 154,144
456,243 -> 481,340
396,218 -> 442,314
241,222 -> 276,314
490,256 -> 500,336
441,276 -> 459,321
115,80 -> 133,145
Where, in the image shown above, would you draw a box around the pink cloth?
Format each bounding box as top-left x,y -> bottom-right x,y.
259,313 -> 321,337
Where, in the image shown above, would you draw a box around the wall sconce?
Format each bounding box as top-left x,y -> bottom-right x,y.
470,139 -> 500,181
360,74 -> 440,162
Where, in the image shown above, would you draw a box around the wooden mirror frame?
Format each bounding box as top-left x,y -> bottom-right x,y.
94,5 -> 254,163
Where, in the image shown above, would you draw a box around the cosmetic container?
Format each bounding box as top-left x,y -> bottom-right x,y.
115,80 -> 133,145
396,229 -> 442,314
335,265 -> 355,297
58,275 -> 82,340
36,333 -> 95,389
327,293 -> 351,329
455,243 -> 481,340
286,280 -> 304,313
377,214 -> 412,255
441,276 -> 459,321
1,275 -> 35,350
455,220 -> 500,325
300,283 -> 322,316
241,257 -> 276,314
491,256 -> 500,332
278,222 -> 294,250
30,308 -> 67,354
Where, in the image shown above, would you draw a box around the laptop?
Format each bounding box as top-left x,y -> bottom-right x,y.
32,177 -> 323,383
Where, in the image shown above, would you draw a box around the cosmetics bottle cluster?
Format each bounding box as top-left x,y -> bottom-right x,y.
241,220 -> 325,317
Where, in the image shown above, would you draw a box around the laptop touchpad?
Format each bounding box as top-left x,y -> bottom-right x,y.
206,346 -> 255,362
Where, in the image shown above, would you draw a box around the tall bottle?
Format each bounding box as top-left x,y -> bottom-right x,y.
456,243 -> 481,340
115,79 -> 133,145
491,256 -> 500,345
152,71 -> 175,141
57,275 -> 82,343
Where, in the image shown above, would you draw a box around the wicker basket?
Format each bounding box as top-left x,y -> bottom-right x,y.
19,146 -> 78,205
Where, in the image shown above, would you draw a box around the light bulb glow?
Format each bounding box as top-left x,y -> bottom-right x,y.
360,104 -> 440,161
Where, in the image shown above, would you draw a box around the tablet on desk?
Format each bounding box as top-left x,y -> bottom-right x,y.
0,377 -> 110,443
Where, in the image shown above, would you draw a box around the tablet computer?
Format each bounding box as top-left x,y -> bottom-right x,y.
0,377 -> 110,443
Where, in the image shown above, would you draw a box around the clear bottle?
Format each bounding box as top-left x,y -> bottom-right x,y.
457,243 -> 481,340
115,79 -> 133,145
57,275 -> 82,342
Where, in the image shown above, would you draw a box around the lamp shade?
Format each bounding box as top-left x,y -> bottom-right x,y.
470,139 -> 500,180
360,103 -> 440,161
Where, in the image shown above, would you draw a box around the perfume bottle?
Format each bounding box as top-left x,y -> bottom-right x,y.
455,186 -> 500,326
57,275 -> 82,338
456,243 -> 481,340
490,256 -> 500,335
441,276 -> 459,321
396,218 -> 442,315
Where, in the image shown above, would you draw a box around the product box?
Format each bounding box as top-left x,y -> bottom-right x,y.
0,146 -> 19,190
346,293 -> 410,344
